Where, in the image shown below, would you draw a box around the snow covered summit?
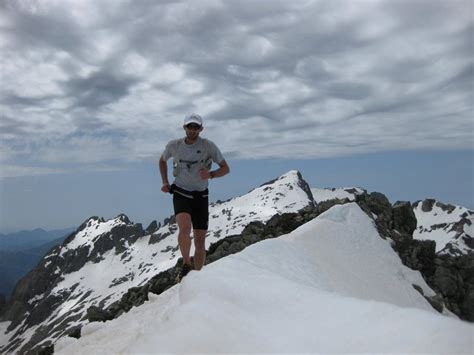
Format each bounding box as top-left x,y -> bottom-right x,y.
208,170 -> 313,237
56,203 -> 473,354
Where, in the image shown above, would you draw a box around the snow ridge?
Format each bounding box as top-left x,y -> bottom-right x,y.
55,203 -> 474,354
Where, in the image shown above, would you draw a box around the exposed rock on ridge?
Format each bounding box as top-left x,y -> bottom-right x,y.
354,194 -> 473,321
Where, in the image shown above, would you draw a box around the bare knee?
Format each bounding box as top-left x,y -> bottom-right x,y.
194,237 -> 205,250
176,213 -> 192,236
179,225 -> 191,237
194,232 -> 206,249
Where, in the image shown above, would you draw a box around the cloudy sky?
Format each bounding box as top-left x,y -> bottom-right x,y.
0,0 -> 473,232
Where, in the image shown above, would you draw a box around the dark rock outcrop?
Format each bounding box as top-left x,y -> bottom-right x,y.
355,194 -> 474,321
145,220 -> 159,234
392,201 -> 417,235
295,171 -> 315,203
429,255 -> 474,320
355,192 -> 393,239
393,239 -> 437,276
67,326 -> 82,339
421,199 -> 436,212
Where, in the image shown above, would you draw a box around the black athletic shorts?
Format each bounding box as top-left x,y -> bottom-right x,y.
172,185 -> 209,230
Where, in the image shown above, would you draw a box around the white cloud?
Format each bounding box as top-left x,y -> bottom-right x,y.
148,63 -> 186,85
0,0 -> 472,176
1,51 -> 68,97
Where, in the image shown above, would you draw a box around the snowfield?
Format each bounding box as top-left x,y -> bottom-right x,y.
56,203 -> 473,354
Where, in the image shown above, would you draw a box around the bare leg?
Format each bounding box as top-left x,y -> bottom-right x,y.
176,213 -> 192,266
193,229 -> 207,270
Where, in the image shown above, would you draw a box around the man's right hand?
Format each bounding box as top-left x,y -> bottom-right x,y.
161,184 -> 171,193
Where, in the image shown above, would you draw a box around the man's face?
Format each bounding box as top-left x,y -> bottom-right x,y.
184,123 -> 203,139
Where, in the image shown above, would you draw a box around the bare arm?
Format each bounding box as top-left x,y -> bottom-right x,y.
200,159 -> 230,180
159,155 -> 171,193
212,159 -> 230,178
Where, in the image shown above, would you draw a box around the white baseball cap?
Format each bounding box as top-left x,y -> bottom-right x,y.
184,113 -> 203,126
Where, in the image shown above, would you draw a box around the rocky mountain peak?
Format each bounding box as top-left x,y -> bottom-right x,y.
412,199 -> 473,256
59,214 -> 139,255
205,170 -> 314,239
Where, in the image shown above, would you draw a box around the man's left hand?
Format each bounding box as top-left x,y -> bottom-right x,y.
199,168 -> 210,180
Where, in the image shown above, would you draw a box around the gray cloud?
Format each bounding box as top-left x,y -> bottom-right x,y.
61,70 -> 139,109
1,92 -> 57,107
0,0 -> 472,177
0,115 -> 29,136
1,0 -> 90,59
324,82 -> 373,101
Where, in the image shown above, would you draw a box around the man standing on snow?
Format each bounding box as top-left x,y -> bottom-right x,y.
159,113 -> 230,281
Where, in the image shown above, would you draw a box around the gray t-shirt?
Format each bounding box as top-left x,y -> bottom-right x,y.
161,137 -> 225,191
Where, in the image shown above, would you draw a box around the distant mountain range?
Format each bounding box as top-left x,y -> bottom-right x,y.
0,171 -> 472,354
0,228 -> 74,298
0,228 -> 75,252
